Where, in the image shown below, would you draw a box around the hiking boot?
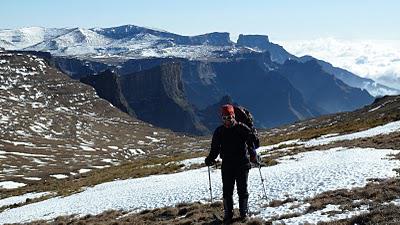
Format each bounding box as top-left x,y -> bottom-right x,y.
223,197 -> 234,224
239,214 -> 248,222
223,214 -> 233,224
239,196 -> 248,220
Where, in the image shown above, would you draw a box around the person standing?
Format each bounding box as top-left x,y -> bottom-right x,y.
205,104 -> 259,223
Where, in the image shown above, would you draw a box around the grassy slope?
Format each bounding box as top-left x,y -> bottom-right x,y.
4,87 -> 400,223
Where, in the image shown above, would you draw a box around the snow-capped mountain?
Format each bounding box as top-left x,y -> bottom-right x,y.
1,25 -> 397,98
28,28 -> 111,56
0,27 -> 72,50
0,25 -> 239,60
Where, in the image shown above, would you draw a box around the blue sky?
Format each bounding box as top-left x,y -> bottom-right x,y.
1,0 -> 399,40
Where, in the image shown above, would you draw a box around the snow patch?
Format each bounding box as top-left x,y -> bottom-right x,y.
49,174 -> 68,179
0,181 -> 26,189
145,136 -> 161,143
126,149 -> 145,155
0,192 -> 51,208
0,140 -> 36,147
78,169 -> 91,174
179,157 -> 205,167
101,158 -> 113,163
80,145 -> 96,152
22,177 -> 42,181
368,105 -> 382,112
0,150 -> 48,157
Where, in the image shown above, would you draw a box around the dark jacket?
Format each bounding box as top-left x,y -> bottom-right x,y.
207,122 -> 257,166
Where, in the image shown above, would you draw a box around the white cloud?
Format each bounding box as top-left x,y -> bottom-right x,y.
276,38 -> 400,90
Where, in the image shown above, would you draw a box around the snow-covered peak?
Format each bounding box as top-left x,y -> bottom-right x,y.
51,28 -> 109,45
93,24 -> 151,39
0,25 -> 238,59
25,28 -> 111,55
0,27 -> 71,50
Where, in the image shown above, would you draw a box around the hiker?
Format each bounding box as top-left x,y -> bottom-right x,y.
205,104 -> 259,223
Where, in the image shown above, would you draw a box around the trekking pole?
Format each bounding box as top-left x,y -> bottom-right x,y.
258,164 -> 268,200
207,166 -> 213,202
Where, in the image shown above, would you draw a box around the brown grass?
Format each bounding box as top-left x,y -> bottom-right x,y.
319,204 -> 400,225
304,178 -> 400,215
12,201 -> 267,225
268,197 -> 297,207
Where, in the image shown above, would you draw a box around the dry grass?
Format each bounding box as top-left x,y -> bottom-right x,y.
305,178 -> 400,213
13,201 -> 267,225
318,204 -> 400,225
326,132 -> 400,151
255,178 -> 400,224
258,156 -> 279,167
268,197 -> 297,207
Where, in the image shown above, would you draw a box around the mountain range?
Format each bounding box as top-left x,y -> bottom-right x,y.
78,50 -> 373,134
1,25 -> 397,97
1,25 -> 394,134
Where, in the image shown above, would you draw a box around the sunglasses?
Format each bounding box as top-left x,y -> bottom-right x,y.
222,115 -> 234,120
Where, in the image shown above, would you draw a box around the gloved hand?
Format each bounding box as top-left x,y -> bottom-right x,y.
205,157 -> 215,166
250,154 -> 260,165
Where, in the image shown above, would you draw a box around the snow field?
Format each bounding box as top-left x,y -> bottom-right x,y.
0,147 -> 398,224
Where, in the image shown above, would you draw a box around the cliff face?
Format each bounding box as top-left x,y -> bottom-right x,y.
123,63 -> 210,134
80,56 -> 318,132
237,34 -> 297,64
237,34 -> 270,49
187,32 -> 232,46
80,69 -> 130,115
83,62 -> 209,135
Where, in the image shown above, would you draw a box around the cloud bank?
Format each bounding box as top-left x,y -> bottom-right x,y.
276,38 -> 400,90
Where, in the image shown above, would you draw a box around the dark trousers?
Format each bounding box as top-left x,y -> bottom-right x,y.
221,162 -> 250,214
